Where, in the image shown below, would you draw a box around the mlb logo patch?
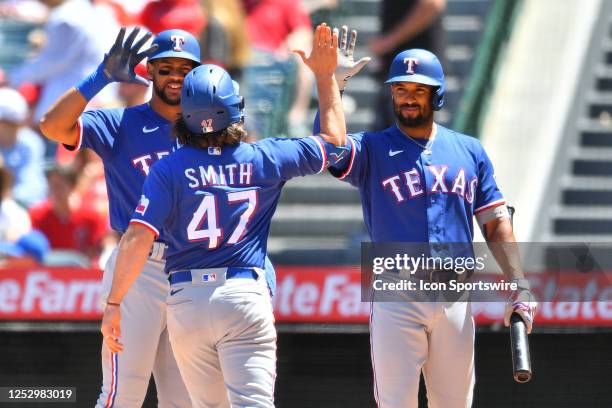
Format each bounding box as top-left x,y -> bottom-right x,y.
208,147 -> 221,156
135,195 -> 150,215
202,273 -> 217,282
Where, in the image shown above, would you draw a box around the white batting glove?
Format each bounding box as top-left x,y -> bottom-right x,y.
332,25 -> 371,91
504,279 -> 537,334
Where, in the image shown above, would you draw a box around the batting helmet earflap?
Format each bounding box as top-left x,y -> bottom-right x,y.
148,29 -> 201,65
385,49 -> 445,110
181,64 -> 244,134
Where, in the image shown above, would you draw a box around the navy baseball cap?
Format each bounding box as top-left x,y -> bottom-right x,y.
148,29 -> 201,65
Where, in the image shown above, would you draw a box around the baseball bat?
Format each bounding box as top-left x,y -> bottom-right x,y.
510,313 -> 532,383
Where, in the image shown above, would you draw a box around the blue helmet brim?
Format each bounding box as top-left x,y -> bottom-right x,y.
385,74 -> 441,87
148,51 -> 200,65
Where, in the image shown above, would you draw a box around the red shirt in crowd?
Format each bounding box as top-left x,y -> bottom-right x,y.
139,0 -> 206,35
243,0 -> 311,52
29,201 -> 108,257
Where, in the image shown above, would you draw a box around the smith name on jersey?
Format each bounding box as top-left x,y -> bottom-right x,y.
130,136 -> 347,273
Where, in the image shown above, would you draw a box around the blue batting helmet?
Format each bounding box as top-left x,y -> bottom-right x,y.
181,64 -> 244,134
386,49 -> 445,110
148,29 -> 201,64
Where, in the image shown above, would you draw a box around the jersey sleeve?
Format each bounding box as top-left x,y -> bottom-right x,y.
129,160 -> 174,237
474,145 -> 506,215
65,108 -> 123,160
258,136 -> 350,181
328,133 -> 368,187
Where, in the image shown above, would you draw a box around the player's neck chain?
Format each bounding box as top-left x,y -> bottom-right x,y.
396,124 -> 436,155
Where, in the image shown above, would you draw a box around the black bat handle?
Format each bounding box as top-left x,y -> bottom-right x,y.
510,313 -> 532,383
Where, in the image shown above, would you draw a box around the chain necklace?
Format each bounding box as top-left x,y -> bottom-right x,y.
396,124 -> 436,155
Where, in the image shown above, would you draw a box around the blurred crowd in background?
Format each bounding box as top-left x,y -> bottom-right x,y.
0,0 -> 446,268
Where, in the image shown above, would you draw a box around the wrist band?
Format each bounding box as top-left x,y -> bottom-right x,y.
106,301 -> 120,307
76,63 -> 112,102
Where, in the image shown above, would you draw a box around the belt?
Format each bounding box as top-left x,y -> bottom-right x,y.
169,267 -> 259,285
149,241 -> 168,261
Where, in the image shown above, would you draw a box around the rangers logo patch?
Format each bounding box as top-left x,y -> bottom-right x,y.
135,195 -> 150,215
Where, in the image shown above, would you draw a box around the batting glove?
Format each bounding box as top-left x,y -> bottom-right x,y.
332,25 -> 371,91
504,279 -> 537,334
102,27 -> 158,86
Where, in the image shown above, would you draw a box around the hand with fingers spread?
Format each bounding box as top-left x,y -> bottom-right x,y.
333,25 -> 371,90
293,23 -> 338,79
102,27 -> 158,86
101,302 -> 124,353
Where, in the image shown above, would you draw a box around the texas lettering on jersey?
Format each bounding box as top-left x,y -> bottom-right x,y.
382,165 -> 477,204
75,104 -> 174,234
133,151 -> 171,176
328,125 -> 505,243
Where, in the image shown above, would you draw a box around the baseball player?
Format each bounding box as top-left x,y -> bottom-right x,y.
100,24 -> 348,407
319,46 -> 538,407
39,27 -> 198,407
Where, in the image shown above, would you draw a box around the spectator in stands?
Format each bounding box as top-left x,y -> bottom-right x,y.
241,0 -> 314,139
7,0 -> 118,133
0,87 -> 47,207
200,0 -> 251,80
29,165 -> 108,260
140,0 -> 206,35
0,165 -> 31,243
369,0 -> 446,130
72,149 -> 119,268
0,229 -> 50,268
0,0 -> 48,23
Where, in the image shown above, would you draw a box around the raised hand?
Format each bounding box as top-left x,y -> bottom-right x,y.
333,25 -> 371,90
293,23 -> 338,78
102,27 -> 158,86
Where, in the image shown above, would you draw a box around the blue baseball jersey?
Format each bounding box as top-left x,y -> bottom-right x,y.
330,124 -> 505,243
73,103 -> 174,237
130,136 -> 343,273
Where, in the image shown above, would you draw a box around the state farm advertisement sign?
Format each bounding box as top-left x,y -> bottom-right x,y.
1,266 -> 611,325
0,268 -> 103,319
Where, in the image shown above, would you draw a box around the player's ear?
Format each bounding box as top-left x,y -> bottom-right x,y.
146,62 -> 154,80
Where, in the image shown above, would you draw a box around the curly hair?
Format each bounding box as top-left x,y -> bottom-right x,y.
174,116 -> 247,149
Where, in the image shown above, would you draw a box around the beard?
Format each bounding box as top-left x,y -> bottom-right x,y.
393,103 -> 433,127
153,81 -> 181,106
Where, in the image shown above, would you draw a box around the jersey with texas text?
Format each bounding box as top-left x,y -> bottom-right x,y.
73,103 -> 175,236
130,136 -> 342,272
330,124 -> 505,243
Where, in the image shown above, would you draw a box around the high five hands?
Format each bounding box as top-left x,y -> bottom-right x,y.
294,23 -> 338,78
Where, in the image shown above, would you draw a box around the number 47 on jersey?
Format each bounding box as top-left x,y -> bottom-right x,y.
187,189 -> 257,248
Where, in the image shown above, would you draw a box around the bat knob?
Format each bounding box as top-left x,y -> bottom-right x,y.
514,370 -> 532,383
510,313 -> 533,383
